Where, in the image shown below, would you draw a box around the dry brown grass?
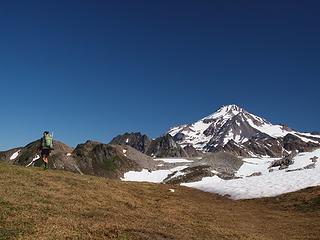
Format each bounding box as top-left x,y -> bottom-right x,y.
0,162 -> 319,240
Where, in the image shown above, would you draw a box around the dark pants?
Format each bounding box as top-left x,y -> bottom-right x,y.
41,149 -> 51,157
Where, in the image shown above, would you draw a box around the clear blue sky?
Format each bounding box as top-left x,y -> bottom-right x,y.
0,0 -> 319,149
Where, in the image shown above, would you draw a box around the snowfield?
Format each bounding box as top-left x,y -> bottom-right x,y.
121,166 -> 188,183
182,149 -> 320,199
122,149 -> 320,200
235,157 -> 278,177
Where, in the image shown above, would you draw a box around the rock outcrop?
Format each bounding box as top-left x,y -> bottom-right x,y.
110,132 -> 189,158
110,132 -> 151,153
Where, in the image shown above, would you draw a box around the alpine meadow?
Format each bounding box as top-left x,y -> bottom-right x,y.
1,1 -> 320,240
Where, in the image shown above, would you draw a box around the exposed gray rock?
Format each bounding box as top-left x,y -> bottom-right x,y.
183,145 -> 203,158
269,151 -> 298,170
311,156 -> 318,163
247,172 -> 262,177
304,163 -> 316,169
146,134 -> 189,158
211,140 -> 251,157
283,134 -> 320,153
244,137 -> 284,157
109,132 -> 151,153
286,168 -> 302,172
164,165 -> 214,184
110,132 -> 189,158
201,152 -> 243,174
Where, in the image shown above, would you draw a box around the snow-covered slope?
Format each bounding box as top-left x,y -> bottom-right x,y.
182,149 -> 320,199
167,104 -> 320,157
122,149 -> 320,199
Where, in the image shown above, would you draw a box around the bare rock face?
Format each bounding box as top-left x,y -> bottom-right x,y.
303,163 -> 316,169
201,152 -> 243,175
172,132 -> 186,142
110,132 -> 189,158
283,134 -> 319,152
146,134 -> 189,158
311,156 -> 318,163
269,151 -> 298,170
164,165 -> 214,184
247,172 -> 262,177
183,145 -> 203,158
110,132 -> 151,153
214,140 -> 251,157
243,137 -> 283,157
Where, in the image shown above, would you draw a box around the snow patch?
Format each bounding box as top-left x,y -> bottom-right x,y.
10,150 -> 20,160
26,154 -> 40,167
154,158 -> 193,163
122,149 -> 127,156
121,166 -> 188,183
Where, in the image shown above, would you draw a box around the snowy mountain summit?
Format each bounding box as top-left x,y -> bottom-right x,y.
168,104 -> 320,157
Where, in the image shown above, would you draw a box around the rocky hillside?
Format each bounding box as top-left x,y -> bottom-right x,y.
168,104 -> 320,157
70,141 -> 157,178
0,140 -> 73,166
0,139 -> 157,179
110,132 -> 197,158
109,132 -> 151,153
145,134 -> 188,158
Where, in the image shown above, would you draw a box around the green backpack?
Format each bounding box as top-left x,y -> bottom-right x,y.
43,134 -> 53,149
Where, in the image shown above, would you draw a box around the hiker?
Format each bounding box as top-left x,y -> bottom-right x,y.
38,131 -> 53,170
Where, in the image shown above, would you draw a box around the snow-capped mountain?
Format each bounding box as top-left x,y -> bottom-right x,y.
168,104 -> 320,157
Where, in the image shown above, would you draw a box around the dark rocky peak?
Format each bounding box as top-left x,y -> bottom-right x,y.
146,134 -> 189,158
283,134 -> 320,152
109,132 -> 151,153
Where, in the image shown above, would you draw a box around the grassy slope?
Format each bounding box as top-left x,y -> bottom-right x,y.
0,162 -> 319,240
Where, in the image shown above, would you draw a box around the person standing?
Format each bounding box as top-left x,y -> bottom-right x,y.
38,131 -> 53,170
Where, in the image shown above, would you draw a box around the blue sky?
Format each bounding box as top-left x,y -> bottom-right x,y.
0,0 -> 319,149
